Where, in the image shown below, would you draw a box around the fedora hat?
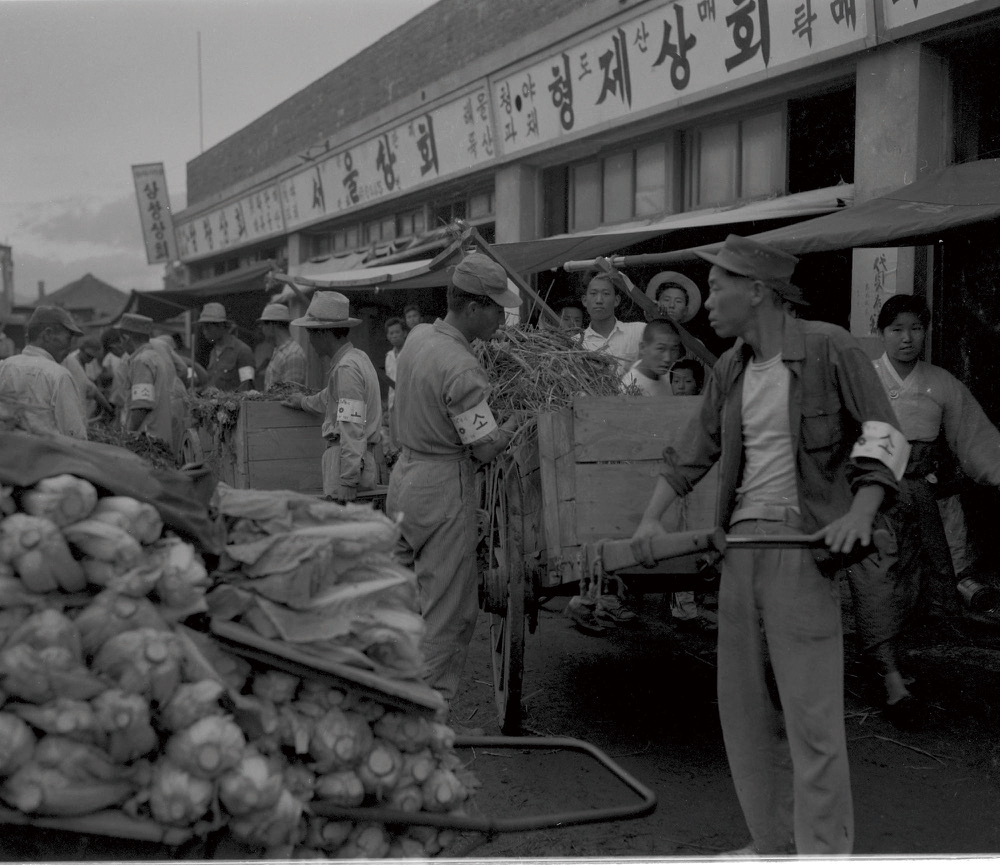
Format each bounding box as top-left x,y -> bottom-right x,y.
198,302 -> 229,324
291,291 -> 362,329
28,306 -> 83,336
451,252 -> 521,308
695,234 -> 808,306
645,271 -> 702,322
257,303 -> 292,323
116,313 -> 153,335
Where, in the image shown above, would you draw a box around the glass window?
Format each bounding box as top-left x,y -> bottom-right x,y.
413,209 -> 425,235
571,161 -> 601,231
635,143 -> 667,217
332,229 -> 346,252
469,192 -> 493,220
381,216 -> 396,241
345,226 -> 358,249
603,151 -> 634,224
693,122 -> 738,208
742,111 -> 785,199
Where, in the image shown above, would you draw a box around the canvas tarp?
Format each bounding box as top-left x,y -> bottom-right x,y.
647,159 -> 1000,264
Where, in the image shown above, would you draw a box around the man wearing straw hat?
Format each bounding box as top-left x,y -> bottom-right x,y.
282,291 -> 382,502
117,313 -> 178,454
196,302 -> 255,393
257,303 -> 306,390
387,251 -> 520,710
630,235 -> 908,856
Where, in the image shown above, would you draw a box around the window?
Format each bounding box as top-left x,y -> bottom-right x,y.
687,109 -> 785,208
469,191 -> 495,220
568,139 -> 676,231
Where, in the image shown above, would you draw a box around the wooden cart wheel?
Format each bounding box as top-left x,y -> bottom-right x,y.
482,457 -> 526,735
180,427 -> 205,465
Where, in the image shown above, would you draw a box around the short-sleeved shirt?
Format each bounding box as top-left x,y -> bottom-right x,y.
621,361 -> 672,397
582,319 -> 645,374
264,338 -> 307,390
0,345 -> 88,438
207,334 -> 255,391
391,319 -> 498,459
126,342 -> 177,445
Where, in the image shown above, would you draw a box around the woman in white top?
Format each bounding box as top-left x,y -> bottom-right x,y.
873,294 -> 1000,616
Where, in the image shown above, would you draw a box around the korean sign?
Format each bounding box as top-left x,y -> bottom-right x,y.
176,86 -> 494,261
882,0 -> 997,31
132,163 -> 177,265
493,0 -> 872,155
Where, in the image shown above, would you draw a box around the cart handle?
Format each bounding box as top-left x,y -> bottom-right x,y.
309,734 -> 656,834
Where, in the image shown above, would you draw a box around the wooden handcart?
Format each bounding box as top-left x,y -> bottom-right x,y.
478,394 -> 721,734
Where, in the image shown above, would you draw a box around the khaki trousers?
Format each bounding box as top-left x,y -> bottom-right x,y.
718,516 -> 853,856
321,443 -> 377,498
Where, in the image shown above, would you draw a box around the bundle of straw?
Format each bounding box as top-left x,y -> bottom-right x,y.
475,325 -> 630,444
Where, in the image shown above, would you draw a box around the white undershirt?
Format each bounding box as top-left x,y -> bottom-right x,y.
737,353 -> 799,511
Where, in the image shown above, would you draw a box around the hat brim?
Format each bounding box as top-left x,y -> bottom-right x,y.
694,250 -> 809,306
644,271 -> 702,322
197,317 -> 229,326
291,315 -> 363,329
495,286 -> 522,309
65,321 -> 84,336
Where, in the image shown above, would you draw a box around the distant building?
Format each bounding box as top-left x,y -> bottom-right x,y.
38,274 -> 129,326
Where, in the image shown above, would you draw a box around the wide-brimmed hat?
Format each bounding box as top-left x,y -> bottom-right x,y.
695,234 -> 808,306
28,306 -> 83,336
198,302 -> 229,324
257,303 -> 292,323
645,272 -> 702,322
291,291 -> 362,329
116,313 -> 153,335
451,252 -> 521,308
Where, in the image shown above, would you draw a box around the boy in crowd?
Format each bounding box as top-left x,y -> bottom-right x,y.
620,319 -> 684,396
383,317 -> 407,455
669,358 -> 704,396
404,304 -> 423,330
556,300 -> 584,331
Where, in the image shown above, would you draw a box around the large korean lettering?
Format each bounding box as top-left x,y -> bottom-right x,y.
697,0 -> 716,21
311,166 -> 325,213
596,27 -> 632,108
830,0 -> 857,30
342,151 -> 360,205
725,0 -> 770,72
498,81 -> 516,144
652,5 -> 697,91
548,53 -> 574,131
793,0 -> 817,45
415,115 -> 439,176
376,133 -> 398,191
234,204 -> 247,239
202,217 -> 213,251
217,209 -> 229,246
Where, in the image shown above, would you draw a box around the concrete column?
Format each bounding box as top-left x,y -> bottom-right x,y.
493,163 -> 541,244
850,42 -> 951,352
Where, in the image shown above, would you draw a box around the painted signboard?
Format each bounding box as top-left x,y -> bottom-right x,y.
132,163 -> 178,264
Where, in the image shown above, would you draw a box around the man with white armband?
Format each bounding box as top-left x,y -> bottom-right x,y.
387,252 -> 520,714
195,302 -> 255,393
630,235 -> 909,857
281,292 -> 382,503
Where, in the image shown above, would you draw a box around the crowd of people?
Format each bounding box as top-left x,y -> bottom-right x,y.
3,239 -> 1000,857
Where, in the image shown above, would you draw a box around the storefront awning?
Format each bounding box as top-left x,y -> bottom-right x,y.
650,159 -> 1000,263
286,185 -> 852,291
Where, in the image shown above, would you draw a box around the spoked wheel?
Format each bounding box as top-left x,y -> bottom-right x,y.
480,456 -> 526,734
180,427 -> 206,465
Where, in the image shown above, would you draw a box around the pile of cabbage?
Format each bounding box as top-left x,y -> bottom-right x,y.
0,474 -> 477,857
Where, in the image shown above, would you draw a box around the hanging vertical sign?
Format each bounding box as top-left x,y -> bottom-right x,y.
132,163 -> 178,264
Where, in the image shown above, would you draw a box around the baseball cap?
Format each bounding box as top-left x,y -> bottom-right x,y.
451,253 -> 521,308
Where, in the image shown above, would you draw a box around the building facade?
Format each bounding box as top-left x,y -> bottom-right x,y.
173,0 -> 1000,355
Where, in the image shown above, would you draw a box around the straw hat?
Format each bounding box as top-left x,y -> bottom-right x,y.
645,272 -> 702,322
291,292 -> 361,329
198,302 -> 229,324
257,303 -> 292,323
116,313 -> 154,335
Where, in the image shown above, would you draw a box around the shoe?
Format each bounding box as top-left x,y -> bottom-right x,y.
564,596 -> 609,636
594,593 -> 639,626
673,615 -> 717,635
882,693 -> 924,730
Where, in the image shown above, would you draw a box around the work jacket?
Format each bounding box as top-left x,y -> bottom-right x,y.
659,315 -> 902,545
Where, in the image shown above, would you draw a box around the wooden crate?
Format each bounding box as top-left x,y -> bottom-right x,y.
228,400 -> 326,494
536,394 -> 718,584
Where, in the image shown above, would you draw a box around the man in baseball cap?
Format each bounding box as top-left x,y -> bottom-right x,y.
257,303 -> 305,390
195,302 -> 255,393
282,292 -> 382,503
632,233 -> 906,855
0,305 -> 87,438
385,251 -> 519,717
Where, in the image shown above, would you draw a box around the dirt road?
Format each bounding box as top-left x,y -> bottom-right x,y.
450,591 -> 1000,858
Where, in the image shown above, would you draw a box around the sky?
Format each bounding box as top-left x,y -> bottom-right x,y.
0,0 -> 439,303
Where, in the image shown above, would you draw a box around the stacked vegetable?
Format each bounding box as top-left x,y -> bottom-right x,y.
0,473 -> 478,857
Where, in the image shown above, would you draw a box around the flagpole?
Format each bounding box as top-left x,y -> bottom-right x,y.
197,31 -> 204,153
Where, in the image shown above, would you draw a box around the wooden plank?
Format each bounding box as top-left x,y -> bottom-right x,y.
573,462 -> 718,543
234,400 -> 250,488
243,399 -> 325,429
246,426 -> 327,461
536,409 -> 566,558
573,394 -> 703,462
247,457 -> 323,493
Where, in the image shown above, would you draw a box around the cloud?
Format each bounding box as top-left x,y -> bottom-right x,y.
15,194 -> 150,251
11,248 -> 167,303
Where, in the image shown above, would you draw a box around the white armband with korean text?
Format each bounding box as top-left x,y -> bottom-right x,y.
238,365 -> 255,383
131,383 -> 154,402
452,400 -> 498,445
336,398 -> 366,424
850,420 -> 911,481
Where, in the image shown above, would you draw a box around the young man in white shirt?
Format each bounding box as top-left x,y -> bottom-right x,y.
580,273 -> 645,374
